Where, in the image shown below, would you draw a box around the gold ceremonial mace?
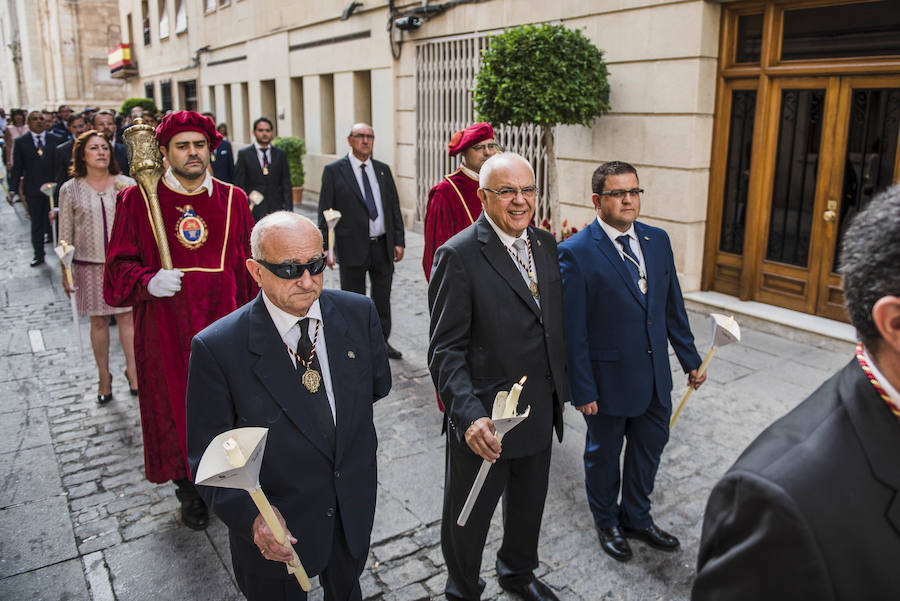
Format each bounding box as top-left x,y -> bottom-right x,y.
123,117 -> 172,269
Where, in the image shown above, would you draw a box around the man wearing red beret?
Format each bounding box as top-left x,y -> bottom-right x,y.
103,110 -> 258,530
422,122 -> 499,281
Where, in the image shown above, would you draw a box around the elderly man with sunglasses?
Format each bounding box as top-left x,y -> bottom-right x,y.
186,211 -> 391,601
558,161 -> 705,563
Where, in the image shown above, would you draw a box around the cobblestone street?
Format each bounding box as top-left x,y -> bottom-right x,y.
0,197 -> 855,601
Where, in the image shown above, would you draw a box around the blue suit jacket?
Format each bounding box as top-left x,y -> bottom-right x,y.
186,290 -> 391,578
210,139 -> 235,183
559,219 -> 700,417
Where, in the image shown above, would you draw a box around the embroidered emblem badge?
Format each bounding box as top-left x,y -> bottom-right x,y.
174,205 -> 208,249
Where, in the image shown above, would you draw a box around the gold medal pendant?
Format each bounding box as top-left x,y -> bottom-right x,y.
639,277 -> 648,294
37,148 -> 43,156
529,279 -> 539,298
302,368 -> 322,393
262,166 -> 269,176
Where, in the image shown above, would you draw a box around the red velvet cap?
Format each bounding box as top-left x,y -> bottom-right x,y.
155,110 -> 223,150
447,122 -> 495,156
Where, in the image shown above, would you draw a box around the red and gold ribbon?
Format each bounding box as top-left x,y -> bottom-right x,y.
856,342 -> 900,421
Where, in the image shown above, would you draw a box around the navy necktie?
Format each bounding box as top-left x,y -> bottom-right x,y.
616,235 -> 641,288
359,163 -> 378,221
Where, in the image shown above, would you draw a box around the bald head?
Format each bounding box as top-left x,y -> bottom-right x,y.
479,152 -> 534,188
250,211 -> 322,261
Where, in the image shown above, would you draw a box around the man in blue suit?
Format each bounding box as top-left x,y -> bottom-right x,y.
186,212 -> 391,600
559,161 -> 706,562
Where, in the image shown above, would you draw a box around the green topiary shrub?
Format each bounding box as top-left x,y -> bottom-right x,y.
120,97 -> 159,117
272,136 -> 306,187
475,24 -> 610,234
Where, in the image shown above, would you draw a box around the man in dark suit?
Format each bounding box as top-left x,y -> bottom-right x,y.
186,211 -> 391,601
693,185 -> 900,599
429,153 -> 567,601
318,123 -> 405,360
53,112 -> 88,187
48,105 -> 72,141
8,110 -> 59,266
91,110 -> 129,176
559,161 -> 705,562
234,117 -> 292,220
202,112 -> 235,183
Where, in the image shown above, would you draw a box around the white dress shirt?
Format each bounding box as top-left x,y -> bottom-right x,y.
32,131 -> 46,150
262,292 -> 336,423
347,152 -> 386,237
597,216 -> 646,280
163,166 -> 214,197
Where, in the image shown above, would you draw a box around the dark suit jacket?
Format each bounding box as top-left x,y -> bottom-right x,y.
54,139 -> 74,188
559,219 -> 700,416
428,215 -> 567,457
234,145 -> 292,220
317,155 -> 405,267
186,291 -> 391,578
9,132 -> 58,198
113,141 -> 130,177
693,360 -> 900,600
210,139 -> 235,183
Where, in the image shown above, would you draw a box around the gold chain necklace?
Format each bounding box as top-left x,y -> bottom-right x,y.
284,320 -> 322,393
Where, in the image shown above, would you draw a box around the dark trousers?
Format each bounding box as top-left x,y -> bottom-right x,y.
583,394 -> 670,530
24,194 -> 50,259
338,236 -> 393,340
442,442 -> 551,601
233,510 -> 366,601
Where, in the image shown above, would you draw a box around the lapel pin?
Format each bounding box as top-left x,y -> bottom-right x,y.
347,350 -> 356,359
643,236 -> 650,240
536,239 -> 542,246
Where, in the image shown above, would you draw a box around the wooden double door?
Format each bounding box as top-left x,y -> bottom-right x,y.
707,74 -> 900,321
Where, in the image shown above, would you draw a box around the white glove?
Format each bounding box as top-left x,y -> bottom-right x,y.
147,269 -> 184,298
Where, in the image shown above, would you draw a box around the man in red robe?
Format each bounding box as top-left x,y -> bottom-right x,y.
104,111 -> 257,530
422,122 -> 499,281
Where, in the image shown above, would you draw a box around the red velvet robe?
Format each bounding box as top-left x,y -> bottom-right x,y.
422,168 -> 482,281
104,178 -> 257,483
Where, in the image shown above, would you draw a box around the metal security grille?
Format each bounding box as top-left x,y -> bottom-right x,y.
415,33 -> 553,227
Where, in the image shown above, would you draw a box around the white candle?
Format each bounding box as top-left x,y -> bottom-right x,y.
503,376 -> 527,418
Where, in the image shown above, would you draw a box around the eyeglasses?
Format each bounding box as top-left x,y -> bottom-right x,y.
470,142 -> 501,152
350,133 -> 375,140
482,186 -> 539,202
255,256 -> 327,279
599,188 -> 644,200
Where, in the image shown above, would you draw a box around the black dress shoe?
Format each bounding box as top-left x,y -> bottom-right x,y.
622,522 -> 680,551
30,257 -> 45,267
385,342 -> 403,359
175,480 -> 209,530
499,576 -> 560,601
597,526 -> 633,561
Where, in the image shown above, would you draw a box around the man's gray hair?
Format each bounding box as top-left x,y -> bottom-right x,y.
250,211 -> 321,260
840,183 -> 900,351
479,153 -> 535,188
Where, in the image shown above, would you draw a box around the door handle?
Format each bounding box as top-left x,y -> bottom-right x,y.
823,199 -> 838,223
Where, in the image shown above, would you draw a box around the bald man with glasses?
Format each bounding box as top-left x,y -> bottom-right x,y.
559,160 -> 706,563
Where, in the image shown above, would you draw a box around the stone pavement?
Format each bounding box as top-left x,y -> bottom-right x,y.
0,195 -> 855,601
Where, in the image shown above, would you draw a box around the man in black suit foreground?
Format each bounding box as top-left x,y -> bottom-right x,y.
8,110 -> 59,266
234,117 -> 292,220
693,184 -> 900,599
318,123 -> 405,359
186,211 -> 390,600
429,153 -> 567,601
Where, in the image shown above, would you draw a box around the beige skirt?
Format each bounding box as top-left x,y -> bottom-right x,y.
73,262 -> 131,317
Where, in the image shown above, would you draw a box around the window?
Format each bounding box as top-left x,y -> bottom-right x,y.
144,81 -> 155,103
782,1 -> 900,61
161,80 -> 173,112
181,80 -> 198,112
175,0 -> 187,34
735,14 -> 763,64
142,1 -> 150,46
205,0 -> 216,13
219,0 -> 231,7
159,0 -> 169,39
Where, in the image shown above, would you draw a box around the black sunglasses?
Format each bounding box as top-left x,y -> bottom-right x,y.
255,256 -> 327,279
